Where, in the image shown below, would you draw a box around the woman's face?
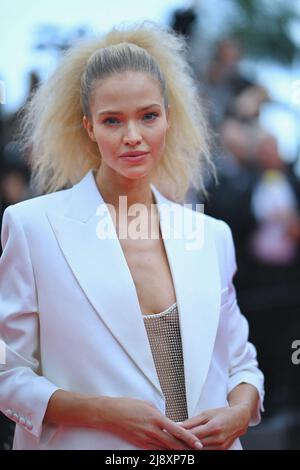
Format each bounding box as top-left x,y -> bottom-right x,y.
83,71 -> 170,180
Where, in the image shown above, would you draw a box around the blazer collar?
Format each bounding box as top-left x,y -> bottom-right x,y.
47,170 -> 221,415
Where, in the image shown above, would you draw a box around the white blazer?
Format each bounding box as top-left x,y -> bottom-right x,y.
0,169 -> 264,450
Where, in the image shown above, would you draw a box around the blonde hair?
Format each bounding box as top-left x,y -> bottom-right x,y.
20,21 -> 213,202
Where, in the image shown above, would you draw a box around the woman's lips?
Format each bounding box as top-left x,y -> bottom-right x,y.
119,151 -> 149,162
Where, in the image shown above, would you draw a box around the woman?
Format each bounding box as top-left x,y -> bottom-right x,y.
0,22 -> 264,450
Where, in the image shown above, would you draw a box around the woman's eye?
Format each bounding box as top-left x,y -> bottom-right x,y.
143,112 -> 159,121
103,117 -> 120,125
102,113 -> 158,125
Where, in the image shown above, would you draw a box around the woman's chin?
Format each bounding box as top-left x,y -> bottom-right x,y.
123,168 -> 151,180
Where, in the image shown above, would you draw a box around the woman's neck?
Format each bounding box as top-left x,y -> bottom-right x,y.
95,167 -> 155,213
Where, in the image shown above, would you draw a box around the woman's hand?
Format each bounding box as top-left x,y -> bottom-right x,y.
95,397 -> 203,450
177,404 -> 251,450
44,391 -> 203,449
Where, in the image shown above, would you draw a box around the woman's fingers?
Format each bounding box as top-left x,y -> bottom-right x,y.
157,430 -> 198,450
155,430 -> 196,450
178,413 -> 207,429
199,435 -> 225,447
160,419 -> 203,449
184,421 -> 216,440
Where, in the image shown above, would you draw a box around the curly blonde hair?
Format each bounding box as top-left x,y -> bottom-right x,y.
19,21 -> 213,202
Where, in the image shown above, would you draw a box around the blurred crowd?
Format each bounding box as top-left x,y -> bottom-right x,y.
1,26 -> 300,449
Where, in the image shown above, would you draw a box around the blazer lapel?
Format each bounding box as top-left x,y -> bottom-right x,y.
151,186 -> 221,417
47,170 -> 163,396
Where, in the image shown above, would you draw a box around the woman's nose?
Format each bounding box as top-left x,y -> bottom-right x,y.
123,124 -> 142,145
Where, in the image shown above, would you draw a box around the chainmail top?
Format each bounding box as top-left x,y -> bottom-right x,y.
142,303 -> 189,422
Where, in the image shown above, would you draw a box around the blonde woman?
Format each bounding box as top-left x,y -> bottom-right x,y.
0,22 -> 264,450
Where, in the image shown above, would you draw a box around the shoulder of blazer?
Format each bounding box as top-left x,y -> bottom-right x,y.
3,186 -> 74,226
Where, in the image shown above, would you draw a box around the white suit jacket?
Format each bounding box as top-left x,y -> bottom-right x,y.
0,169 -> 264,450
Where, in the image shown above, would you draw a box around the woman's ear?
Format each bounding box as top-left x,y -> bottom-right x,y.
83,115 -> 96,142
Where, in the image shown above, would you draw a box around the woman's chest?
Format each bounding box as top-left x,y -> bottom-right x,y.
119,237 -> 176,315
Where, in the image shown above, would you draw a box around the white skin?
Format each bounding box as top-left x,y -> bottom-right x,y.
82,71 -> 259,449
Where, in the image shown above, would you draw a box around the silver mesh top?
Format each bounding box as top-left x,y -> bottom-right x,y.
143,303 -> 188,422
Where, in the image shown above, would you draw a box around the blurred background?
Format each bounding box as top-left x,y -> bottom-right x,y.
1,0 -> 300,450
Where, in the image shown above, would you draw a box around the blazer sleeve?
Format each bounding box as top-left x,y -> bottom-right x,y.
217,219 -> 265,426
0,205 -> 59,439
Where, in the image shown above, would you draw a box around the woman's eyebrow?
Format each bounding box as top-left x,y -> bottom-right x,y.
97,103 -> 161,116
